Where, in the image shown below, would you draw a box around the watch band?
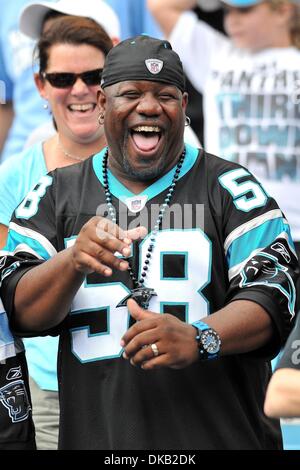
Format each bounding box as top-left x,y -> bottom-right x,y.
192,320 -> 221,361
192,320 -> 211,332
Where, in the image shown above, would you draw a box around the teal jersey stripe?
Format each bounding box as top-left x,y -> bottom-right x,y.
227,218 -> 294,269
92,144 -> 199,202
5,229 -> 51,261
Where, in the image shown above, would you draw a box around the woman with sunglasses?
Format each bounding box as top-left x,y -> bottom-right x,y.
0,14 -> 113,450
0,14 -> 112,248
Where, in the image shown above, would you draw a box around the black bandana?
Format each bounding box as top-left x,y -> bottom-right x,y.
101,35 -> 185,92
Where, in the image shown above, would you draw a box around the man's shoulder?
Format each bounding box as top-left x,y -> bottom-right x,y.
51,155 -> 99,202
201,150 -> 244,175
54,155 -> 95,179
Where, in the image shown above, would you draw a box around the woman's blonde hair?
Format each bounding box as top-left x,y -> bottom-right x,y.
269,0 -> 300,48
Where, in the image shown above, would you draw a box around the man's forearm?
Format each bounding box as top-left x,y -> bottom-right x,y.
14,248 -> 85,332
203,300 -> 274,355
10,219 -> 144,334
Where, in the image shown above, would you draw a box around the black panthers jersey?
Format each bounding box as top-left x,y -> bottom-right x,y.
0,144 -> 298,450
0,301 -> 35,450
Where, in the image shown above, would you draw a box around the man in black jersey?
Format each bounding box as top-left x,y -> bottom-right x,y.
0,35 -> 298,450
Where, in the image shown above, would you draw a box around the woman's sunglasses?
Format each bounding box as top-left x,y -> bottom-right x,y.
41,68 -> 103,88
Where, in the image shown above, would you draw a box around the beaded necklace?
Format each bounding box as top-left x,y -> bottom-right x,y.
102,147 -> 186,308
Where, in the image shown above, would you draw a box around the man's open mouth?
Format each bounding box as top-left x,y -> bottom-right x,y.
130,125 -> 162,152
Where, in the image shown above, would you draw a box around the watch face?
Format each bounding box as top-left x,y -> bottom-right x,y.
201,330 -> 221,354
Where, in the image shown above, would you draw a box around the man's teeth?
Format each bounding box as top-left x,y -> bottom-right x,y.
69,104 -> 94,111
132,125 -> 161,133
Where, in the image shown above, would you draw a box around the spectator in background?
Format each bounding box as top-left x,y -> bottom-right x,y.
107,0 -> 224,144
149,0 -> 300,307
19,0 -> 120,149
182,2 -> 224,143
20,0 -> 120,43
0,14 -> 113,450
0,0 -> 50,162
265,316 -> 300,418
0,0 -> 120,164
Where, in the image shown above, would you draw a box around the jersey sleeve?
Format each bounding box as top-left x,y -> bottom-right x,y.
217,164 -> 299,356
0,172 -> 58,333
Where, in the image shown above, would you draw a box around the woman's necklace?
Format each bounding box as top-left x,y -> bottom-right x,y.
102,147 -> 186,308
57,138 -> 86,162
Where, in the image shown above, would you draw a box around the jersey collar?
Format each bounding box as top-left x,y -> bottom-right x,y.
92,144 -> 199,203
